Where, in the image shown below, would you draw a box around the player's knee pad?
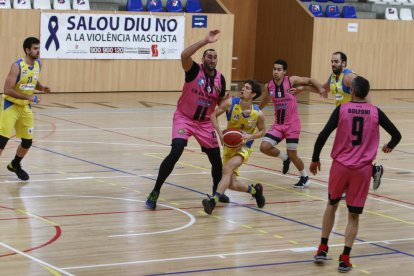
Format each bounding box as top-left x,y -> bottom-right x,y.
21,139 -> 32,149
0,135 -> 9,150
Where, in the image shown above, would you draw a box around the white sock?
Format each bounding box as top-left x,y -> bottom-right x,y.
300,170 -> 308,177
278,152 -> 288,161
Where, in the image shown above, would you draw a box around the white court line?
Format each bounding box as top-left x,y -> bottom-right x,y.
35,126 -> 172,132
109,200 -> 196,237
8,195 -> 196,238
1,175 -> 134,184
0,241 -> 74,276
61,237 -> 414,270
260,170 -> 414,210
34,140 -> 171,148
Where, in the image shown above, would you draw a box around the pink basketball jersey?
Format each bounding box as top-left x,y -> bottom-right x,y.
176,64 -> 222,122
267,76 -> 300,126
331,102 -> 380,168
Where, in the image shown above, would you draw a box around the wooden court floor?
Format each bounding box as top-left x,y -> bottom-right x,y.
0,90 -> 413,275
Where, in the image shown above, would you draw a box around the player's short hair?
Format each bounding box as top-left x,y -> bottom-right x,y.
333,51 -> 347,63
245,79 -> 262,100
351,76 -> 370,99
274,59 -> 288,71
23,37 -> 40,52
203,48 -> 216,57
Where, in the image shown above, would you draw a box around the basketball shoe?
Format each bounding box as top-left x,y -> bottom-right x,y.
314,244 -> 329,264
338,254 -> 353,273
202,195 -> 216,215
252,183 -> 265,208
293,176 -> 310,189
372,164 -> 384,190
282,158 -> 291,174
7,162 -> 29,181
145,191 -> 159,210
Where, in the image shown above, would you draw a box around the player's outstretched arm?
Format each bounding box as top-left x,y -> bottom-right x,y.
181,29 -> 220,72
290,76 -> 326,98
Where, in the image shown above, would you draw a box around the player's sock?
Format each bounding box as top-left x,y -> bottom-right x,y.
213,192 -> 222,203
321,237 -> 329,245
278,152 -> 288,161
342,246 -> 352,256
11,155 -> 23,167
299,170 -> 308,177
247,185 -> 256,195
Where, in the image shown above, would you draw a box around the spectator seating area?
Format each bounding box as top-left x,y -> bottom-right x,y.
0,0 -> 202,12
302,0 -> 414,19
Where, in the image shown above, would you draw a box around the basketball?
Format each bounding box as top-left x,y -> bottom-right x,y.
222,128 -> 244,148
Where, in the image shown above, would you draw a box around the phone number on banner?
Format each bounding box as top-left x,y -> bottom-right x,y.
90,47 -> 125,53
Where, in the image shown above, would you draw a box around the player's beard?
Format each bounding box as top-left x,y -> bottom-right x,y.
29,52 -> 39,60
332,65 -> 343,75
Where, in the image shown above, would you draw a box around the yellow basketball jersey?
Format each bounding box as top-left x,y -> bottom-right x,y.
226,97 -> 260,148
4,58 -> 41,106
329,68 -> 353,106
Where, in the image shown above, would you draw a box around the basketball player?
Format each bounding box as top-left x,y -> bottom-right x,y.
1,37 -> 51,180
298,52 -> 384,190
146,30 -> 228,209
259,59 -> 325,188
310,76 -> 401,272
202,80 -> 266,215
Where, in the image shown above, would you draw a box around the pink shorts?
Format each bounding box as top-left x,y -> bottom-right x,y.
328,160 -> 371,214
262,123 -> 301,149
172,111 -> 219,149
267,122 -> 301,140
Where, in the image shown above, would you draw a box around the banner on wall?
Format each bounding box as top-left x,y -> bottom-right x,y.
40,12 -> 185,59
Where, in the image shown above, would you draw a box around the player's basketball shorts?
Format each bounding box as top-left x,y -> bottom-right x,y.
262,122 -> 301,150
223,145 -> 252,176
172,111 -> 219,149
0,99 -> 34,139
328,160 -> 371,214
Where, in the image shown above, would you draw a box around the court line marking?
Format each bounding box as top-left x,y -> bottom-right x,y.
259,170 -> 414,211
60,237 -> 414,270
7,195 -> 196,238
0,242 -> 73,276
142,252 -> 396,276
1,170 -> 261,185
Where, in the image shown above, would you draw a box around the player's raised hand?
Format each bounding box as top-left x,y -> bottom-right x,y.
205,30 -> 220,44
309,161 -> 321,175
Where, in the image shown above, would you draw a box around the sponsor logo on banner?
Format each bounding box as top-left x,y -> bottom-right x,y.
151,44 -> 158,57
40,13 -> 185,59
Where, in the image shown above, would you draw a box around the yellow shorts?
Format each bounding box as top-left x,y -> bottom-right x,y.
0,99 -> 34,139
223,145 -> 252,176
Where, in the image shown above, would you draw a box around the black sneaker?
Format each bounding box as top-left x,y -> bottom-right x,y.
314,244 -> 329,264
372,164 -> 384,190
252,183 -> 265,208
145,191 -> 159,210
293,176 -> 310,189
218,193 -> 230,203
202,195 -> 216,215
7,163 -> 29,181
282,158 -> 291,174
338,254 -> 353,273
